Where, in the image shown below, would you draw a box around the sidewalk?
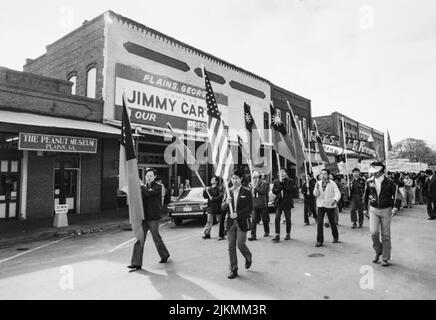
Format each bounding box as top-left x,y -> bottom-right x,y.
0,208 -> 171,249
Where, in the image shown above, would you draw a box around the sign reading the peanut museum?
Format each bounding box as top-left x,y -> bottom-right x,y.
18,133 -> 97,153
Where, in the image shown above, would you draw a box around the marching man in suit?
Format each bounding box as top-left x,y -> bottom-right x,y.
221,169 -> 253,279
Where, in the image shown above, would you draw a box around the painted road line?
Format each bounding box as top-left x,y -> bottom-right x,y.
107,238 -> 136,253
0,236 -> 73,264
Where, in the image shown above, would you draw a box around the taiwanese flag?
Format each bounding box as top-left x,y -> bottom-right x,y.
313,120 -> 330,163
119,95 -> 145,244
270,103 -> 296,163
244,102 -> 264,167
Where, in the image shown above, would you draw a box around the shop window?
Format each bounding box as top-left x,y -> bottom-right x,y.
86,66 -> 97,99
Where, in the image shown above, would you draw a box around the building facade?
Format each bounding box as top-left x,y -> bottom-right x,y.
0,67 -> 119,221
23,10 -> 312,200
313,111 -> 385,161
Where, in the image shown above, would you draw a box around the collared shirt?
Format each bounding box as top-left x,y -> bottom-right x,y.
375,175 -> 385,197
233,186 -> 241,211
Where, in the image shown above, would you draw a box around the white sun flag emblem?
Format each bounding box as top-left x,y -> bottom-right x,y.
272,114 -> 282,126
245,113 -> 252,123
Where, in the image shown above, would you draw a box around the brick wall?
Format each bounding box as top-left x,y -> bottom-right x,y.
101,138 -> 120,210
80,142 -> 102,213
27,152 -> 55,218
23,17 -> 105,100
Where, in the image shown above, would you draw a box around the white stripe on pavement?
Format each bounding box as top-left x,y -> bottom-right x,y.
107,238 -> 136,253
0,236 -> 73,264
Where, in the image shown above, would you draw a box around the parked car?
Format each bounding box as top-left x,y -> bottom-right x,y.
167,187 -> 208,225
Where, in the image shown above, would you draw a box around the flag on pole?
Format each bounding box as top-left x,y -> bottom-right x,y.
367,133 -> 382,161
287,101 -> 307,177
244,102 -> 264,167
387,130 -> 393,151
204,67 -> 234,181
313,120 -> 330,163
270,103 -> 296,164
119,95 -> 145,244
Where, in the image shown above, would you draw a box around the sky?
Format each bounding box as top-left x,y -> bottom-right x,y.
1,0 -> 435,148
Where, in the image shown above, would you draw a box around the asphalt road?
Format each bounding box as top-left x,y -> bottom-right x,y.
0,202 -> 435,300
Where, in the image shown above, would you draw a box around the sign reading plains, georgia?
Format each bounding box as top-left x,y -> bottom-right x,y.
18,133 -> 97,153
114,63 -> 229,132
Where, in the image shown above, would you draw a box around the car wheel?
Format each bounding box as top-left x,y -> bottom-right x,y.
173,217 -> 183,225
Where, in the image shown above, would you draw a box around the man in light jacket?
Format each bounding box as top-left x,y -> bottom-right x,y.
313,169 -> 342,247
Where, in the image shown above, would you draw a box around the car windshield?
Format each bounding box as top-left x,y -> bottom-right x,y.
178,188 -> 204,201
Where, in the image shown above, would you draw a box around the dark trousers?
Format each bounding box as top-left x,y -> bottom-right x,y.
219,213 -> 226,237
350,195 -> 364,225
317,207 -> 339,243
250,207 -> 270,237
275,204 -> 291,235
427,199 -> 436,218
131,220 -> 170,267
227,219 -> 251,272
304,197 -> 317,223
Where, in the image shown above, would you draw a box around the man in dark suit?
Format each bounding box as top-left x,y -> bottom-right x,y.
426,170 -> 436,220
221,169 -> 253,279
301,172 -> 317,226
272,168 -> 295,242
128,168 -> 170,271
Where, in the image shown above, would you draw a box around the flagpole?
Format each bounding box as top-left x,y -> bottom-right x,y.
166,122 -> 211,199
313,120 -> 324,166
341,117 -> 351,198
297,121 -> 310,195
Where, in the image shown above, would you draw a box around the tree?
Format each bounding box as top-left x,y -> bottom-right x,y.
391,138 -> 436,165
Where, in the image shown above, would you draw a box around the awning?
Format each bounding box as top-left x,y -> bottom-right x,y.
0,110 -> 120,136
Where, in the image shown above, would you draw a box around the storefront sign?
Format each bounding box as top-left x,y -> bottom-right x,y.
114,63 -> 229,132
18,133 -> 97,153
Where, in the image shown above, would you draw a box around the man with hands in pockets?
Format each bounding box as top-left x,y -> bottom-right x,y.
313,169 -> 342,247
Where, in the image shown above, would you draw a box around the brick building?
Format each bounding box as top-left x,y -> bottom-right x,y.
313,111 -> 385,161
23,10 -> 312,198
0,67 -> 119,221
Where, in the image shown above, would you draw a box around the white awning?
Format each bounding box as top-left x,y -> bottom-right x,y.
0,110 -> 120,135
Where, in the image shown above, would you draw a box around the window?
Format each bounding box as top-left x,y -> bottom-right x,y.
86,66 -> 97,99
68,75 -> 77,95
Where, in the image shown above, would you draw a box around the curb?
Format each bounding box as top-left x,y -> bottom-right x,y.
0,216 -> 172,249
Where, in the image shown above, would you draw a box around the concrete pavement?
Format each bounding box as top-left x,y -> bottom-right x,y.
0,202 -> 435,300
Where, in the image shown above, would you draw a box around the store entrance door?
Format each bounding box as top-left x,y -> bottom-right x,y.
0,159 -> 20,220
54,169 -> 78,214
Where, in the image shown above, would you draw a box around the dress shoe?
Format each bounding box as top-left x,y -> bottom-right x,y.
245,258 -> 252,269
248,236 -> 257,241
372,253 -> 381,264
358,224 -> 363,228
202,234 -> 211,239
333,238 -> 339,243
263,233 -> 269,237
127,265 -> 141,270
227,270 -> 238,279
218,236 -> 225,241
381,260 -> 390,267
324,223 -> 330,228
315,242 -> 323,247
272,236 -> 280,243
428,217 -> 436,220
284,234 -> 291,240
159,256 -> 170,263
304,222 -> 310,226
352,223 -> 357,229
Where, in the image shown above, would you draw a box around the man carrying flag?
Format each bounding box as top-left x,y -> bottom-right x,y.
119,96 -> 170,271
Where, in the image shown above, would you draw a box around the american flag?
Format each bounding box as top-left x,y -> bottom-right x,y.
204,67 -> 234,181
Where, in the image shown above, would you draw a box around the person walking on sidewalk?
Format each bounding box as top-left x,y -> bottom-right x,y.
349,167 -> 366,229
272,168 -> 295,242
221,169 -> 253,279
128,168 -> 170,271
248,171 -> 270,240
426,170 -> 436,220
301,173 -> 317,225
363,162 -> 400,267
202,176 -> 225,240
313,169 -> 341,247
403,174 -> 414,208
